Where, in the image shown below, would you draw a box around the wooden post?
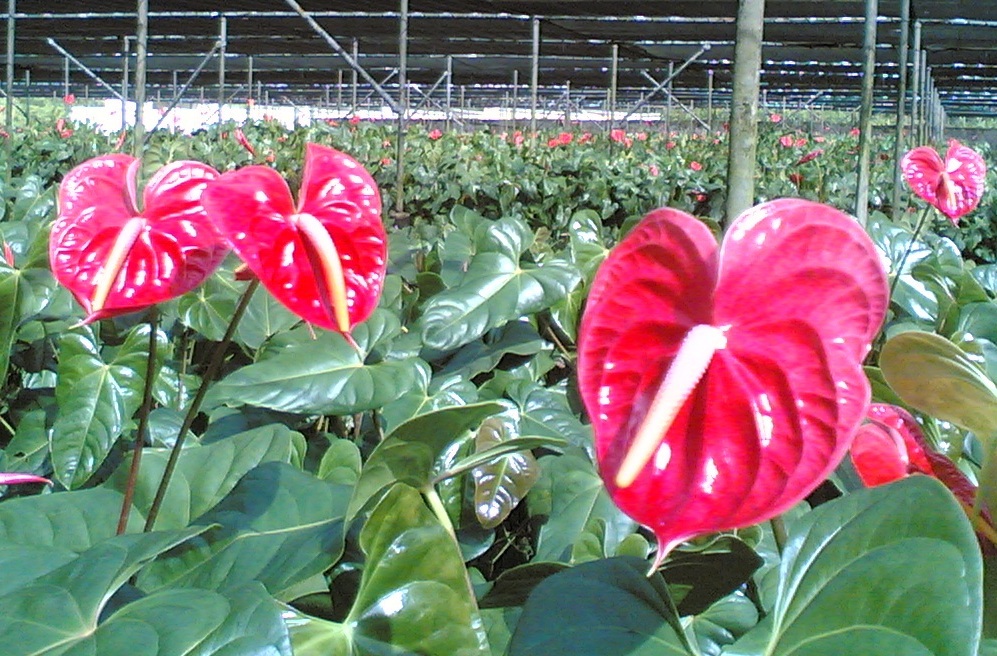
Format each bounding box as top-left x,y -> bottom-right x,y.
530,16 -> 540,135
395,0 -> 408,216
133,0 -> 149,152
724,0 -> 766,225
855,0 -> 878,224
891,0 -> 910,220
217,16 -> 227,127
121,36 -> 130,131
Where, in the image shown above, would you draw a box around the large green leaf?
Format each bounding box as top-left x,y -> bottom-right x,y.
236,286 -> 301,350
106,423 -> 306,530
471,417 -> 540,529
52,325 -> 161,488
728,476 -> 982,656
348,401 -> 504,519
531,448 -> 637,563
207,329 -> 429,415
420,251 -> 580,351
378,372 -> 479,434
0,487 -> 130,553
0,264 -> 23,383
177,261 -> 243,341
508,556 -> 691,655
880,330 -> 997,440
289,484 -> 489,656
138,462 -> 351,600
440,320 -> 547,379
506,380 -> 592,451
0,528 -> 206,655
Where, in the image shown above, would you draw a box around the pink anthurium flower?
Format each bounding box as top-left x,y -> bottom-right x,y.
51,155 -> 228,324
578,199 -> 888,570
901,139 -> 986,223
851,403 -> 996,545
202,143 -> 386,338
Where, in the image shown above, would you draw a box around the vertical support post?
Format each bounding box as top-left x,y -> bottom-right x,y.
925,72 -> 934,141
891,0 -> 910,219
351,38 -> 359,112
445,55 -> 454,129
247,55 -> 254,101
336,69 -> 343,108
172,69 -> 178,99
121,36 -> 130,131
707,68 -> 714,132
530,16 -> 540,135
394,0 -> 408,216
5,0 -> 15,175
665,61 -> 674,134
563,79 -> 571,125
324,84 -> 330,106
608,43 -> 618,131
133,0 -> 149,153
918,49 -> 928,143
63,56 -> 70,98
217,16 -> 227,127
724,0 -> 766,225
854,0 -> 878,224
910,21 -> 921,140
511,68 -> 519,132
22,68 -> 27,123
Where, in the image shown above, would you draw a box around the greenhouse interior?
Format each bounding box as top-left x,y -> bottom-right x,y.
2,1 -> 997,654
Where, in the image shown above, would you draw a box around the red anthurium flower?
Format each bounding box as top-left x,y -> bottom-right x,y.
578,199 -> 888,569
0,473 -> 50,486
428,128 -> 443,140
51,155 -> 227,324
233,128 -> 256,156
202,143 -> 386,338
779,135 -> 794,148
796,149 -> 823,166
901,139 -> 986,223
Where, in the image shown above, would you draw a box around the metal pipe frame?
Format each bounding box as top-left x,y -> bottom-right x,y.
640,69 -> 709,130
394,0 -> 408,216
121,35 -> 130,131
4,0 -> 13,182
217,16 -> 226,127
909,21 -> 921,139
283,0 -> 400,113
144,39 -> 222,138
529,16 -> 539,135
608,43 -> 618,132
890,0 -> 910,221
622,43 -> 710,121
133,0 -> 148,154
46,38 -> 124,100
444,54 -> 453,129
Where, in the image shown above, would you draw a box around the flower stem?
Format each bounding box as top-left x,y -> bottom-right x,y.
143,279 -> 260,532
770,515 -> 788,555
422,484 -> 456,539
887,205 -> 934,302
117,310 -> 160,535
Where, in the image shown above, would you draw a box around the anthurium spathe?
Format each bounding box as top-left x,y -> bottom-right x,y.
577,199 -> 888,569
202,143 -> 386,337
901,139 -> 987,223
51,155 -> 228,324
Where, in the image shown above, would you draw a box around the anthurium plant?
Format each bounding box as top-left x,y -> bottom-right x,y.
1,117 -> 997,656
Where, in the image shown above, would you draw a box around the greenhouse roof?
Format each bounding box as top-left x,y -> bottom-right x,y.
5,1 -> 997,115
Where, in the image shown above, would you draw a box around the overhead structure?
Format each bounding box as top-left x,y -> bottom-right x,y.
3,1 -> 996,116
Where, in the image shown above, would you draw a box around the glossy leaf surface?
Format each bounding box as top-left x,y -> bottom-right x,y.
471,417 -> 541,529
578,199 -> 888,556
901,139 -> 987,222
50,154 -> 226,323
202,143 -> 386,335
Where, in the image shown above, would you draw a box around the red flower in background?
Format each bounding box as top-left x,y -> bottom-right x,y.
55,118 -> 73,139
689,161 -> 702,171
428,128 -> 443,140
202,143 -> 386,339
788,172 -> 804,186
796,149 -> 824,165
902,139 -> 986,223
233,128 -> 256,156
779,135 -> 794,148
769,113 -> 782,123
578,132 -> 593,144
578,199 -> 888,568
610,129 -> 633,147
51,155 -> 227,324
349,116 -> 361,125
63,93 -> 75,105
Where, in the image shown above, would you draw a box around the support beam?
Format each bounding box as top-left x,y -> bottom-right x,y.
890,0 -> 910,220
909,21 -> 921,140
608,43 -> 618,132
283,0 -> 399,113
145,40 -> 222,137
445,54 -> 453,130
724,0 -> 765,225
707,68 -> 714,131
665,61 -> 674,134
247,55 -> 254,101
640,70 -> 709,131
351,38 -> 358,111
530,16 -> 539,135
855,0 -> 878,224
918,49 -> 928,143
217,16 -> 226,127
47,38 -> 124,101
63,56 -> 69,98
5,0 -> 15,137
394,0 -> 407,216
132,0 -> 148,154
511,68 -> 518,132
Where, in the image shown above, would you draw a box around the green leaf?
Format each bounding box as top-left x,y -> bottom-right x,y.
661,536 -> 763,616
178,262 -> 243,341
690,592 -> 758,656
0,487 -> 128,553
378,372 -> 479,434
880,330 -> 997,440
351,484 -> 489,655
440,320 -> 547,379
236,286 -> 301,350
52,325 -> 160,488
348,401 -> 504,520
0,528 -> 206,656
207,329 -> 429,415
478,562 -> 569,609
728,476 -> 982,656
508,556 -> 691,655
420,251 -> 580,351
0,265 -> 23,383
506,380 -> 592,451
318,438 -> 362,486
106,423 -> 305,530
138,462 -> 351,600
532,449 -> 637,563
471,417 -> 541,529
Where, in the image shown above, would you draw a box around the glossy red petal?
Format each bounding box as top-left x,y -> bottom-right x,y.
850,423 -> 909,487
578,201 -> 887,559
51,156 -> 224,322
204,145 -> 386,333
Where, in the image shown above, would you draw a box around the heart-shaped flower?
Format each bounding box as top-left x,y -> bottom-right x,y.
202,143 -> 386,337
51,155 -> 227,324
578,199 -> 888,568
901,139 -> 986,223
